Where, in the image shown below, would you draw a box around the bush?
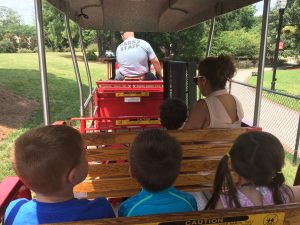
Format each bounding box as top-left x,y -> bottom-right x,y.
18,48 -> 34,53
0,40 -> 17,53
86,50 -> 97,61
87,43 -> 98,53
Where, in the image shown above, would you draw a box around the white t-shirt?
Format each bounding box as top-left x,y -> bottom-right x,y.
116,37 -> 156,76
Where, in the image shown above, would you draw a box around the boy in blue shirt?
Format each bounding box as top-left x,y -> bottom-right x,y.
4,125 -> 115,225
118,129 -> 197,217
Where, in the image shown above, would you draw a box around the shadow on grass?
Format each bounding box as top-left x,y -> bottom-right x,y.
0,68 -> 92,130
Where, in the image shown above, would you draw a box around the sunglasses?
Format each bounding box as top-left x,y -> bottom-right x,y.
193,76 -> 205,85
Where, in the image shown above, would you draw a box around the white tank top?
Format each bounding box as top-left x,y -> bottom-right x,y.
204,89 -> 244,128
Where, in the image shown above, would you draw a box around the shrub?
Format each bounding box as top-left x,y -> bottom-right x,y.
0,40 -> 17,53
18,48 -> 34,53
86,50 -> 97,61
87,43 -> 98,53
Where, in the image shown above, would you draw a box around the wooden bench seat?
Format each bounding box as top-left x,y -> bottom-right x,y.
49,203 -> 300,225
74,128 -> 251,199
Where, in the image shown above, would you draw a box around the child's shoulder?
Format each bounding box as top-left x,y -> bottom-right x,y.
73,197 -> 115,217
169,187 -> 197,207
4,198 -> 33,224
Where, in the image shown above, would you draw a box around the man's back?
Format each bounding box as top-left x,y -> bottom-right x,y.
117,36 -> 155,76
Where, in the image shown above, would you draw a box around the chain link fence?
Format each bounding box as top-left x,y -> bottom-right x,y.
229,80 -> 300,162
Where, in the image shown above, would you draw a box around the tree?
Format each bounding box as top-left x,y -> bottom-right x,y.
282,0 -> 300,57
211,29 -> 260,58
43,0 -> 79,51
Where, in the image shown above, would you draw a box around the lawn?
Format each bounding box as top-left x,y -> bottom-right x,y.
248,69 -> 300,111
0,52 -> 106,180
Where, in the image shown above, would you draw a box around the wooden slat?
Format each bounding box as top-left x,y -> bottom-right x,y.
87,159 -> 220,178
75,174 -> 215,194
82,128 -> 246,146
47,203 -> 300,225
86,143 -> 232,161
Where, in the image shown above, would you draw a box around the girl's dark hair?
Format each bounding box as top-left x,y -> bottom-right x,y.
206,131 -> 292,209
198,55 -> 236,90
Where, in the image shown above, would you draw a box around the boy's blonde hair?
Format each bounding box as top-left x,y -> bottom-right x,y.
12,125 -> 83,194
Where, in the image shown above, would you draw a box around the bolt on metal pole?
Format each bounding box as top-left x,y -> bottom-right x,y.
253,0 -> 271,127
271,8 -> 285,91
34,0 -> 50,125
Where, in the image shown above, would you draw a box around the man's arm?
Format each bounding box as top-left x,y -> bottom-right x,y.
150,57 -> 163,80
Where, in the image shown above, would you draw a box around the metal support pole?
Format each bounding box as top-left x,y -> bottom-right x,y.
271,8 -> 285,91
78,26 -> 93,116
206,16 -> 215,58
65,15 -> 84,117
253,0 -> 271,127
293,115 -> 300,165
34,0 -> 50,125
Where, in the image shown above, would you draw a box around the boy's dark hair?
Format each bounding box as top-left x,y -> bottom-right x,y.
198,55 -> 235,90
206,131 -> 292,209
160,98 -> 187,130
129,129 -> 182,192
12,125 -> 83,194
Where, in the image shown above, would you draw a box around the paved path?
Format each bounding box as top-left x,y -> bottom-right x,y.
232,68 -> 300,155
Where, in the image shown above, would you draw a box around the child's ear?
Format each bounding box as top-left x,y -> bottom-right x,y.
67,167 -> 77,185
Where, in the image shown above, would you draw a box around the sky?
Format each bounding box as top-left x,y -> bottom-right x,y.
0,0 -> 35,25
0,0 -> 276,25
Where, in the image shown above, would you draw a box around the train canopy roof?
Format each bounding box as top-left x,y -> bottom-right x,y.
46,0 -> 261,32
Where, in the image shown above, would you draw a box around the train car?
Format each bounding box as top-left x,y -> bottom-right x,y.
2,0 -> 300,224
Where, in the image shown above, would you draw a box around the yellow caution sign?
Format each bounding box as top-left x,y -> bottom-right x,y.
115,92 -> 149,97
133,212 -> 285,225
116,118 -> 160,126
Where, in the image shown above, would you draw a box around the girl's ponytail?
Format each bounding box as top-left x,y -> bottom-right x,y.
269,172 -> 291,204
205,154 -> 240,209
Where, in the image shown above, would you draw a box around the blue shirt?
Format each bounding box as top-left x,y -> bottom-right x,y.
4,198 -> 115,225
118,187 -> 197,217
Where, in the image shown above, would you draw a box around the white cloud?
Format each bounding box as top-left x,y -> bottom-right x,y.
0,0 -> 35,24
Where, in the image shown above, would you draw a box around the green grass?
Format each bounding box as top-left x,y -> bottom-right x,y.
284,152 -> 299,186
0,52 -> 106,180
248,69 -> 300,111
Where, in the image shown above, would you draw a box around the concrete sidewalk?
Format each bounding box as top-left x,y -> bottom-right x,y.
232,68 -> 299,155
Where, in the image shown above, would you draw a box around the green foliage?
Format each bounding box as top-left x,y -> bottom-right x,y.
42,1 -> 79,51
265,0 -> 300,59
0,40 -> 17,53
18,48 -> 34,53
86,50 -> 97,61
87,43 -> 98,53
136,24 -> 206,61
211,29 -> 260,58
215,5 -> 257,32
82,30 -> 97,48
19,35 -> 29,49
